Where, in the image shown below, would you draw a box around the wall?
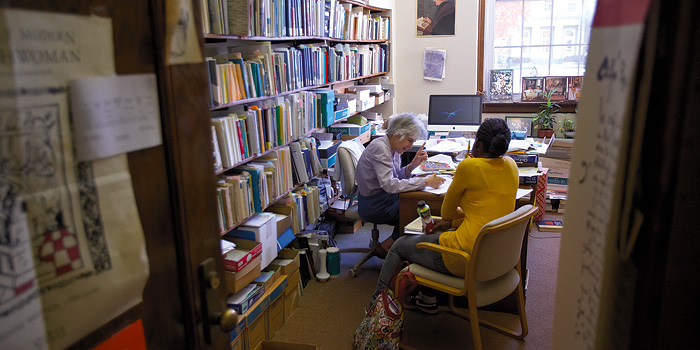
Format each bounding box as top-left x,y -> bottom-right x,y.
393,0 -> 479,115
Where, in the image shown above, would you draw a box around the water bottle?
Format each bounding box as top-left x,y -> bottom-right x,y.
417,200 -> 435,233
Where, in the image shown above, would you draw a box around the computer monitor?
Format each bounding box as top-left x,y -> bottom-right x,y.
427,94 -> 483,133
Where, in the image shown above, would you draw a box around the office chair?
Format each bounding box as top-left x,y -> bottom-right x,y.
335,147 -> 384,277
396,204 -> 537,350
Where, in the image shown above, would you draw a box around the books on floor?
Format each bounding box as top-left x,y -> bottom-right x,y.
536,219 -> 564,232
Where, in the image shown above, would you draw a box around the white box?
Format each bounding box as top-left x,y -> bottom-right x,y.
238,212 -> 278,269
347,84 -> 383,93
348,89 -> 370,100
357,98 -> 375,111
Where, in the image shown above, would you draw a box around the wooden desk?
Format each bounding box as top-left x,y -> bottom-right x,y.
398,186 -> 535,235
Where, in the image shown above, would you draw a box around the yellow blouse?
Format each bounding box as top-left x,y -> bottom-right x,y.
438,156 -> 519,276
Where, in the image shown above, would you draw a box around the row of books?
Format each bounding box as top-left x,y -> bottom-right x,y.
207,41 -> 388,107
211,92 -> 320,171
202,0 -> 390,41
215,139 -> 323,232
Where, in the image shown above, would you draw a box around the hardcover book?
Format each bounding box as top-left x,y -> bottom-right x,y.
536,219 -> 564,232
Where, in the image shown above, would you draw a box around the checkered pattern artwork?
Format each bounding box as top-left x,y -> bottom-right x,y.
39,227 -> 84,277
534,168 -> 549,222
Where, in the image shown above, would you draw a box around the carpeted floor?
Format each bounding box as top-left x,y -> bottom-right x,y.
271,212 -> 564,350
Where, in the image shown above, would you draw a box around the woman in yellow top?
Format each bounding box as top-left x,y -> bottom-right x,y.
371,118 -> 518,314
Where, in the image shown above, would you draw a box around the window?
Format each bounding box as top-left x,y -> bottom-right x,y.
484,0 -> 597,100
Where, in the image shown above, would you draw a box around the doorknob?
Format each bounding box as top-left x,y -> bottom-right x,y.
199,258 -> 239,344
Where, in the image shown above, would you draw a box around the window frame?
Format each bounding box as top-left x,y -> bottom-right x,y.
478,0 -> 579,113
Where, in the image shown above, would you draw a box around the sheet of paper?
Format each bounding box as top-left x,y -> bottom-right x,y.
165,0 -> 203,65
423,47 -> 446,81
0,9 -> 149,349
70,74 -> 163,161
516,188 -> 533,200
421,176 -> 452,195
552,0 -> 653,348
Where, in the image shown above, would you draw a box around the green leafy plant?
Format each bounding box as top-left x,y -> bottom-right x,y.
532,89 -> 560,130
559,116 -> 576,138
560,117 -> 575,132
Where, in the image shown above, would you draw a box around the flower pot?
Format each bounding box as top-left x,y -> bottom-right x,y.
563,130 -> 575,139
537,129 -> 555,138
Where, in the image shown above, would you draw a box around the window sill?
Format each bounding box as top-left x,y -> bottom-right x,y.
483,100 -> 578,114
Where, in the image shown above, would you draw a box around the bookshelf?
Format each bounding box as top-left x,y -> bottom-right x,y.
200,0 -> 393,236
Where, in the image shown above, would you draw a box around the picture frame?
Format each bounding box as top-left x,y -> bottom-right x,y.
566,76 -> 583,100
545,76 -> 568,101
521,77 -> 545,102
505,116 -> 533,137
416,0 -> 456,37
489,69 -> 513,101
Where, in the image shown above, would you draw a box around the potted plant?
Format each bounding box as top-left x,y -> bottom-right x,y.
559,117 -> 575,138
532,88 -> 560,138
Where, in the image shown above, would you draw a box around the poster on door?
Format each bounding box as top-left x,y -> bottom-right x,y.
0,9 -> 150,349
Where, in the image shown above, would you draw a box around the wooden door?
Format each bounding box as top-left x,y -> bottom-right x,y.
6,1 -> 230,349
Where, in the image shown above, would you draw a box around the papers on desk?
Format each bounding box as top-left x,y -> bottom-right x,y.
412,154 -> 457,176
413,137 -> 473,153
508,136 -> 554,154
422,175 -> 452,195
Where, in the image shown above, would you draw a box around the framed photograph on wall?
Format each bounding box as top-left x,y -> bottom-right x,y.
567,76 -> 583,100
505,116 -> 533,137
521,77 -> 545,102
416,0 -> 456,36
545,76 -> 568,101
489,69 -> 514,101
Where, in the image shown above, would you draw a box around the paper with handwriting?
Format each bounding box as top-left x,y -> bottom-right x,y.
552,0 -> 653,349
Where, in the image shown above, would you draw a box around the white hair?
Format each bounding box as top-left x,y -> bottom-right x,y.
386,112 -> 427,140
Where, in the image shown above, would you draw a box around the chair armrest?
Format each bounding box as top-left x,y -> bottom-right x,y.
416,242 -> 470,264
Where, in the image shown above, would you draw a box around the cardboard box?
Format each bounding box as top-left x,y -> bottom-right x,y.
320,153 -> 337,169
285,269 -> 300,295
284,285 -> 300,321
267,297 -> 285,338
333,108 -> 349,123
327,123 -> 371,136
253,268 -> 281,293
225,255 -> 262,293
371,91 -> 384,105
228,316 -> 247,350
271,213 -> 292,237
337,219 -> 362,233
246,307 -> 267,350
256,340 -> 318,350
269,249 -> 300,276
222,238 -> 262,272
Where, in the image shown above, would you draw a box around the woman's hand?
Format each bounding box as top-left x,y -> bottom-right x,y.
408,146 -> 428,171
424,173 -> 445,188
428,218 -> 452,234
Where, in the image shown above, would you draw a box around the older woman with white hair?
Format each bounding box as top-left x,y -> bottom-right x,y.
355,112 -> 445,253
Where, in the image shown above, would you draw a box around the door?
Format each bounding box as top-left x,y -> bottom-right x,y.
5,1 -> 231,349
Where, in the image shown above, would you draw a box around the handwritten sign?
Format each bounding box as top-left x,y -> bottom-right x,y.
70,74 -> 163,161
552,0 -> 652,348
